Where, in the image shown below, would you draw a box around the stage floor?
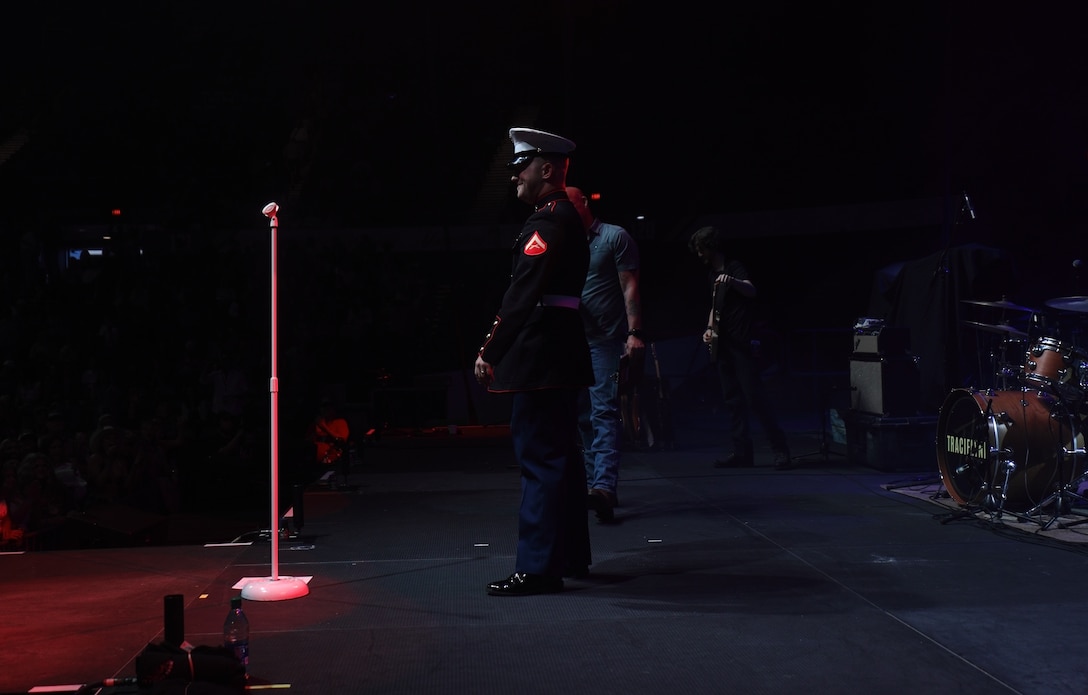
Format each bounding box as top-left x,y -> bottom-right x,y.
4,403 -> 1088,695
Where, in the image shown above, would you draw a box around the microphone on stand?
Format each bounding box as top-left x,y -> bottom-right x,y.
962,191 -> 976,220
262,201 -> 279,218
1073,258 -> 1082,295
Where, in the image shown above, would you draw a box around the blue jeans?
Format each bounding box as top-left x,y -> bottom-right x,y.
578,337 -> 624,493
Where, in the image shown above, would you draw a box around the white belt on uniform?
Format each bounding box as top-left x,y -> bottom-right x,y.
538,294 -> 581,309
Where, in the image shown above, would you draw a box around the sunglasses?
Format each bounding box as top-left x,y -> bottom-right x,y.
506,154 -> 537,175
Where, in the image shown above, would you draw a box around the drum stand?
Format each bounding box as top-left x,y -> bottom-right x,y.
1022,441 -> 1088,530
978,451 -> 1018,522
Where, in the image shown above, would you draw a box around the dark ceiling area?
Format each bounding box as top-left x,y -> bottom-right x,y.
2,4 -> 1085,241
0,3 -> 1086,376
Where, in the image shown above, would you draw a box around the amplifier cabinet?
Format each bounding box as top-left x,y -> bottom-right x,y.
849,355 -> 920,417
852,326 -> 909,356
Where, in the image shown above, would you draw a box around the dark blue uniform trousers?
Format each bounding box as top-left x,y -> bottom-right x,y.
510,388 -> 592,576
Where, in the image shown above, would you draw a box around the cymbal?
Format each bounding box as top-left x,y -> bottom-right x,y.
962,320 -> 1028,339
961,297 -> 1036,313
1045,296 -> 1088,313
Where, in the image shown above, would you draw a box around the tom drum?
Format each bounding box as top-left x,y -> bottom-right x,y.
1020,336 -> 1088,402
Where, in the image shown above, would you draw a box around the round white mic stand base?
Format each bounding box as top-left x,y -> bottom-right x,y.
241,576 -> 310,601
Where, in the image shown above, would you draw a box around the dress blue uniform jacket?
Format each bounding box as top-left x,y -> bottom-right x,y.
479,190 -> 593,392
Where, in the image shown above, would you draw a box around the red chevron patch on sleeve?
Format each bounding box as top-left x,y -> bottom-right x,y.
523,231 -> 548,256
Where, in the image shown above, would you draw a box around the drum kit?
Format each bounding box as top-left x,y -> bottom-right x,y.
937,295 -> 1088,528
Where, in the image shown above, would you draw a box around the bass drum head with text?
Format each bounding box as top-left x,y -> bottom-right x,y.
936,388 -> 1081,512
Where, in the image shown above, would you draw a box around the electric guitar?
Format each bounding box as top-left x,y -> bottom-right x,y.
708,279 -> 723,360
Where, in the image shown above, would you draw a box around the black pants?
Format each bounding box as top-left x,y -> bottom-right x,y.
715,338 -> 789,456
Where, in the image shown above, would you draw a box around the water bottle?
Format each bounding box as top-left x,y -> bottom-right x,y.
222,596 -> 249,676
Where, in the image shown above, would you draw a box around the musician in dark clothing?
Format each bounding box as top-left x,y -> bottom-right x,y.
689,226 -> 793,470
475,127 -> 594,596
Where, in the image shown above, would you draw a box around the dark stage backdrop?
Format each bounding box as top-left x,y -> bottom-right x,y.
873,244 -> 1018,413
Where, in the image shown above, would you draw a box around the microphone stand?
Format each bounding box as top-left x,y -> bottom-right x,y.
239,203 -> 310,602
933,190 -> 972,279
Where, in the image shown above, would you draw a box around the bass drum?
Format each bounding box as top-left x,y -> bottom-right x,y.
936,388 -> 1082,512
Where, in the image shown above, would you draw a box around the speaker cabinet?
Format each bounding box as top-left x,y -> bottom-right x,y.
849,356 -> 919,417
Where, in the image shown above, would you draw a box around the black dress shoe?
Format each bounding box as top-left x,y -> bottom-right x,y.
487,572 -> 564,596
714,453 -> 754,468
563,565 -> 590,579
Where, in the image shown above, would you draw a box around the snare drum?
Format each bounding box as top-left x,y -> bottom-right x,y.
936,388 -> 1082,512
1020,336 -> 1088,401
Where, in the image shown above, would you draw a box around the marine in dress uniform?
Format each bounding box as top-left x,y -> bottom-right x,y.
475,127 -> 594,596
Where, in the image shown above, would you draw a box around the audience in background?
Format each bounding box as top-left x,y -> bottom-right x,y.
0,225 -> 409,549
